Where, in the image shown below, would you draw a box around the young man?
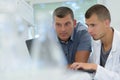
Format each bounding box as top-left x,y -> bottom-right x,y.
53,7 -> 91,66
70,4 -> 120,80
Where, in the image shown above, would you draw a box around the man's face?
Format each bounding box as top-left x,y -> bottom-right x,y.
54,14 -> 76,41
86,14 -> 107,40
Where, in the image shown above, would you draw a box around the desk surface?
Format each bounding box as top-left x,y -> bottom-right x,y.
0,67 -> 92,80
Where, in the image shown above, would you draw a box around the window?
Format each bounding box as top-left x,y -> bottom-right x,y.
33,0 -> 97,36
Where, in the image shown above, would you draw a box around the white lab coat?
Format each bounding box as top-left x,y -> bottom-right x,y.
89,28 -> 120,80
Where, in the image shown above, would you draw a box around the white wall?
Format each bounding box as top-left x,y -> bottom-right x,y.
26,0 -> 71,4
98,0 -> 120,31
106,0 -> 120,31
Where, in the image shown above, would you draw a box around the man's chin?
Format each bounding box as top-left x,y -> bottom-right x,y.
93,38 -> 99,40
60,38 -> 68,42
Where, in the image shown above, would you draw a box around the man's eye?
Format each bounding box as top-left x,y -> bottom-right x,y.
65,22 -> 71,26
56,24 -> 61,27
91,24 -> 95,27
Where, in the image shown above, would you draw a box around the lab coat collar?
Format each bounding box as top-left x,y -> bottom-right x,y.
111,28 -> 117,53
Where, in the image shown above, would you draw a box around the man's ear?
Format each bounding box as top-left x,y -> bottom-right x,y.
105,19 -> 110,27
74,19 -> 77,28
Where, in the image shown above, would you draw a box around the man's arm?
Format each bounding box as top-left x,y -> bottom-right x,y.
75,51 -> 90,62
67,51 -> 90,68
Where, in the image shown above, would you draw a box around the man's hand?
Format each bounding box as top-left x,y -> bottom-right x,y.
69,62 -> 97,71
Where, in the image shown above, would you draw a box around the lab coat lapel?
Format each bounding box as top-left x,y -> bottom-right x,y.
93,40 -> 101,64
105,29 -> 117,68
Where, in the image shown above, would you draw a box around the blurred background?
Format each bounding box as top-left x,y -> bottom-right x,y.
0,0 -> 120,80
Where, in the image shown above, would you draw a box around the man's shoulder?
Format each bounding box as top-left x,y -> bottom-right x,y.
112,28 -> 120,46
75,22 -> 87,31
74,22 -> 90,37
114,28 -> 120,37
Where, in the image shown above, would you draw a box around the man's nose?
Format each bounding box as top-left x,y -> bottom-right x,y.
61,25 -> 66,31
88,27 -> 93,34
